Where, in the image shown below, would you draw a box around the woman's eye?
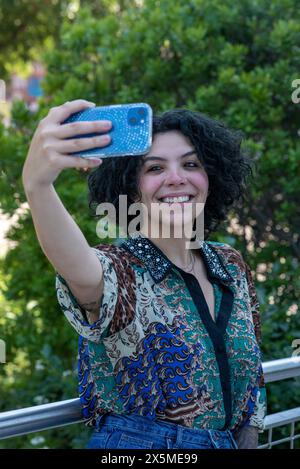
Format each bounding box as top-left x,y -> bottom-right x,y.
148,162 -> 199,172
148,165 -> 161,172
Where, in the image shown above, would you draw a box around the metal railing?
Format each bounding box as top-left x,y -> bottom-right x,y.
1,357 -> 300,447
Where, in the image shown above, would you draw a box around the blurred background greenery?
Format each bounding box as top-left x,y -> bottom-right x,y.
0,0 -> 300,449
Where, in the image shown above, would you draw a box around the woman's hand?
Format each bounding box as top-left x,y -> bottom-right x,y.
22,99 -> 111,191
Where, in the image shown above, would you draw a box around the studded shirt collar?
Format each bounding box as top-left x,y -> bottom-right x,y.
119,233 -> 234,284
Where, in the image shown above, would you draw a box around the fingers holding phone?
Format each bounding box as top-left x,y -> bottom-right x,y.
22,99 -> 112,191
61,102 -> 152,159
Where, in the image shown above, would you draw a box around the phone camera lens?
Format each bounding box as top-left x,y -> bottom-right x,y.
129,117 -> 137,124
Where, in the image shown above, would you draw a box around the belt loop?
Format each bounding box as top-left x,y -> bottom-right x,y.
208,429 -> 216,448
174,425 -> 184,448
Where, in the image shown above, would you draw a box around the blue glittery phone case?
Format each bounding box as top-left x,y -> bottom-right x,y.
61,102 -> 152,158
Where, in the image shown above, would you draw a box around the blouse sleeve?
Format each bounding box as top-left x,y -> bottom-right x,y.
55,247 -> 118,343
242,261 -> 267,433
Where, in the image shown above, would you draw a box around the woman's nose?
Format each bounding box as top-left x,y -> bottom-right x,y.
164,169 -> 187,185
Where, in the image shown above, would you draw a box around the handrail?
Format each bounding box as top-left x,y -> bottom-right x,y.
0,398 -> 82,440
0,357 -> 300,440
262,357 -> 300,383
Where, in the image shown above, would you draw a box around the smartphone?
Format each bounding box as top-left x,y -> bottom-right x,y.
61,102 -> 152,158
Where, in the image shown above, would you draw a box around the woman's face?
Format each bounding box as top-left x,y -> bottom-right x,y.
137,130 -> 209,237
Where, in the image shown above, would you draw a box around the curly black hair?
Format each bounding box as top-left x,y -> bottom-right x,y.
87,109 -> 253,240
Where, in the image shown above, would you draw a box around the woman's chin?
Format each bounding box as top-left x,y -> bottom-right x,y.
159,216 -> 195,235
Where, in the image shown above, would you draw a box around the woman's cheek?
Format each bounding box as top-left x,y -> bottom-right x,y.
193,172 -> 209,190
139,175 -> 162,198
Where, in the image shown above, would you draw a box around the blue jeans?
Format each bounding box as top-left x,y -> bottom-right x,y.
86,413 -> 239,450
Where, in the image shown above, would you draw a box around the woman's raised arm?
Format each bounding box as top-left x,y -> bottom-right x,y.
22,99 -> 111,289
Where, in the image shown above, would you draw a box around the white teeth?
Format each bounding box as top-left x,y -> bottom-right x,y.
160,195 -> 191,203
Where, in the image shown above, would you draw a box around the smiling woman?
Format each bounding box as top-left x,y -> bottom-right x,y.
50,107 -> 267,449
51,108 -> 265,449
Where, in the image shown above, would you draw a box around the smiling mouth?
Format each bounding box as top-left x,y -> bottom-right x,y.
157,195 -> 195,204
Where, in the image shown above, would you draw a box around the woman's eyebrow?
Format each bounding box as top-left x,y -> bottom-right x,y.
143,150 -> 197,162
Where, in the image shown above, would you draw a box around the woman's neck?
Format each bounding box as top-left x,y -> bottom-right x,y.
138,228 -> 196,269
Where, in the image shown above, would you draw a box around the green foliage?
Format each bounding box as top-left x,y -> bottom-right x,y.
0,0 -> 131,79
0,0 -> 67,79
0,0 -> 299,448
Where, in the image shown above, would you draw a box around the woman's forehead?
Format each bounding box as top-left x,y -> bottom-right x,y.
146,130 -> 195,159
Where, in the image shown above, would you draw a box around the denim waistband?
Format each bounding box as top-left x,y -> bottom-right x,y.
96,412 -> 237,448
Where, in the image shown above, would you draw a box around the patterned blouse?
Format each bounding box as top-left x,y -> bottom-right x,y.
55,234 -> 267,433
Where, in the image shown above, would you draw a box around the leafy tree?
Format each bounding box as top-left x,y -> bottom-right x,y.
1,0 -> 300,448
0,0 -> 133,79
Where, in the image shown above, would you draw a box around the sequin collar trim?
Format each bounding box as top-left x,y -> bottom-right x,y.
119,233 -> 234,284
